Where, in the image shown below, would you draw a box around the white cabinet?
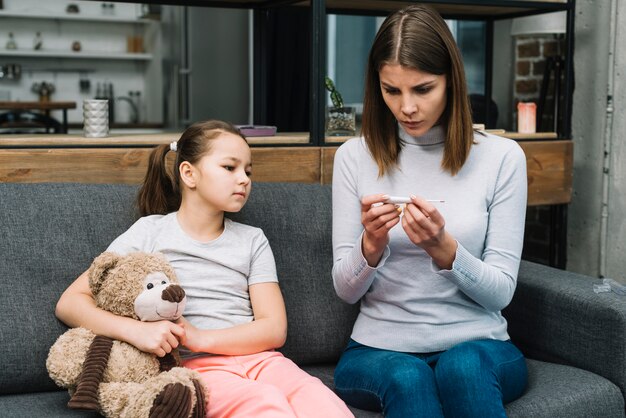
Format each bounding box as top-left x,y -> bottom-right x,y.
0,1 -> 162,125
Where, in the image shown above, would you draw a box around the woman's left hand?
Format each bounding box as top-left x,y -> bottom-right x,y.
401,195 -> 457,269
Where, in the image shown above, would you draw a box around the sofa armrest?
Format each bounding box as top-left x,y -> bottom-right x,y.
503,261 -> 626,398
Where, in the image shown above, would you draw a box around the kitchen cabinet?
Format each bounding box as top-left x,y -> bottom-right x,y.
0,2 -> 162,124
0,9 -> 155,61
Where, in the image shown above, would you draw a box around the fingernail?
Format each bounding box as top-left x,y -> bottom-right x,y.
410,194 -> 417,200
382,194 -> 390,200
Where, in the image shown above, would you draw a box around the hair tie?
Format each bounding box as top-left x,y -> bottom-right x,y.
169,141 -> 178,152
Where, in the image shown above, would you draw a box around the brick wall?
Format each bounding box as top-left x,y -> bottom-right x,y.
514,35 -> 565,132
514,34 -> 566,267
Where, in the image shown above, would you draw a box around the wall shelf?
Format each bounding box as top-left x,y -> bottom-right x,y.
0,49 -> 153,60
0,10 -> 152,24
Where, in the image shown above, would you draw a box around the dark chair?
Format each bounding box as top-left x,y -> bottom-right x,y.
470,94 -> 499,129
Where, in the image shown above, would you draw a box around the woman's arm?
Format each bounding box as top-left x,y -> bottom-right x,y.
177,282 -> 287,355
402,144 -> 528,312
331,141 -> 398,304
55,269 -> 185,357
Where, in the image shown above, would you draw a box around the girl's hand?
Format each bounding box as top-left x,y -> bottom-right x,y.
125,320 -> 185,358
176,316 -> 214,353
401,195 -> 457,269
361,194 -> 401,266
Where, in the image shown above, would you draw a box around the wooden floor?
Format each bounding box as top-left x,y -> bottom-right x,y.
0,136 -> 572,206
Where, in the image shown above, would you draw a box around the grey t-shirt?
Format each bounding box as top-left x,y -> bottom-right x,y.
107,213 -> 278,334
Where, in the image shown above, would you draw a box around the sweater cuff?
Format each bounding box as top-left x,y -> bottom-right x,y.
346,232 -> 390,278
433,242 -> 483,288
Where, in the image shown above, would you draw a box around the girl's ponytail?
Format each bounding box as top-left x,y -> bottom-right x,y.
137,143 -> 181,216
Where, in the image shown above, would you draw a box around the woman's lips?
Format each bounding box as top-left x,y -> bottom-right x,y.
402,121 -> 423,129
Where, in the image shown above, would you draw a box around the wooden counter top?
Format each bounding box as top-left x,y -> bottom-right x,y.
0,101 -> 77,111
0,132 -> 310,147
0,133 -> 572,206
0,130 -> 557,148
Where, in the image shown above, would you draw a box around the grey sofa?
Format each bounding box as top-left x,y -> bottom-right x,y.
0,182 -> 624,418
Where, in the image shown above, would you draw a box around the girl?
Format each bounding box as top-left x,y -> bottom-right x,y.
56,120 -> 354,418
331,5 -> 528,418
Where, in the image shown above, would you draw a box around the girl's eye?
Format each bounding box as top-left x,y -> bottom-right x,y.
224,166 -> 234,171
245,171 -> 252,177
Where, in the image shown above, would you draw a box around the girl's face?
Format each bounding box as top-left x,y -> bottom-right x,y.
190,132 -> 252,213
378,64 -> 447,137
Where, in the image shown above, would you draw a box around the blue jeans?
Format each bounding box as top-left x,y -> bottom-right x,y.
334,339 -> 527,418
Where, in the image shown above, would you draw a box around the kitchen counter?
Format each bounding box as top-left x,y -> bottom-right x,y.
0,133 -> 571,206
0,131 -> 310,147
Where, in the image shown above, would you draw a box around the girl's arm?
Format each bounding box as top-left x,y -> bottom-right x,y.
178,282 -> 287,355
55,269 -> 185,357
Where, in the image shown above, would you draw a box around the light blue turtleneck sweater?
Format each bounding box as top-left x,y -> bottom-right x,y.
331,125 -> 528,353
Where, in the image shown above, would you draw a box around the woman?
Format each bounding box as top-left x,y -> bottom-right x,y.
331,5 -> 528,418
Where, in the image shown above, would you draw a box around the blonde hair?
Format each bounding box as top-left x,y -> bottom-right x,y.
362,4 -> 474,176
137,120 -> 247,216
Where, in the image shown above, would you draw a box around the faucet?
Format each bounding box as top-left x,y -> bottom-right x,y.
116,96 -> 139,124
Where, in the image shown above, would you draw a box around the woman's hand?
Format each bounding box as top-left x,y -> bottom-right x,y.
124,320 -> 185,358
401,195 -> 457,269
361,194 -> 401,266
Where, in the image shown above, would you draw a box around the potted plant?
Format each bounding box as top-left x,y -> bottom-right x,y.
325,76 -> 356,136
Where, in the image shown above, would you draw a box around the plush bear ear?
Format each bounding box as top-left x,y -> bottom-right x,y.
88,252 -> 121,296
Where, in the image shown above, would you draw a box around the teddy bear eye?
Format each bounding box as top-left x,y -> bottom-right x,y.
161,280 -> 166,285
147,283 -> 154,290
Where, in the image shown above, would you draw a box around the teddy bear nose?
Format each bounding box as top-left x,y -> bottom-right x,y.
161,284 -> 185,303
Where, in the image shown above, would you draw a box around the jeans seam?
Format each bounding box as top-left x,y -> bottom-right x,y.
335,385 -> 383,411
494,353 -> 525,374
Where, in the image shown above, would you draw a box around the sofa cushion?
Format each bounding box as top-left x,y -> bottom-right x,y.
505,260 -> 626,400
0,183 -> 139,394
0,391 -> 101,418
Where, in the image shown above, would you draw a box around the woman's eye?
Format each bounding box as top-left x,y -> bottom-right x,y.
224,166 -> 234,171
415,87 -> 432,94
384,88 -> 399,95
147,283 -> 154,290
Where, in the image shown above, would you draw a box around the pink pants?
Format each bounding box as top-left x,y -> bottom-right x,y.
183,351 -> 354,418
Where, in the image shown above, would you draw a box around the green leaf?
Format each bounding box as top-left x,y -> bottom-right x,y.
325,76 -> 344,108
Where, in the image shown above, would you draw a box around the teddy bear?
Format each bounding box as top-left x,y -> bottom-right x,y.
46,252 -> 206,418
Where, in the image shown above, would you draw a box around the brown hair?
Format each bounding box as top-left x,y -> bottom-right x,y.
362,4 -> 474,176
137,120 -> 247,216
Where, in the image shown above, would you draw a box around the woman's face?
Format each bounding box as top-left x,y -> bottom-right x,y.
378,64 -> 447,137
